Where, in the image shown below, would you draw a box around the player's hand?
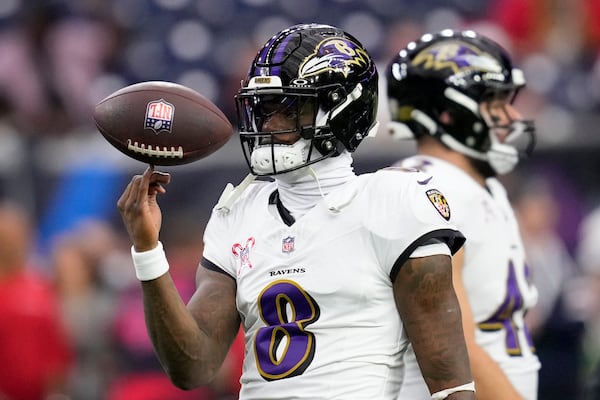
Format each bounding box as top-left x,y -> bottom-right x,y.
117,165 -> 171,252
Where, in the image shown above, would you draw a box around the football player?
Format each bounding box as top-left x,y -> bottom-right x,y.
387,30 -> 540,399
117,24 -> 475,399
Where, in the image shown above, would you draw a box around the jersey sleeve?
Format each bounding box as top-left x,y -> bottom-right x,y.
364,169 -> 465,281
410,242 -> 452,258
201,181 -> 273,279
201,207 -> 236,278
201,188 -> 244,279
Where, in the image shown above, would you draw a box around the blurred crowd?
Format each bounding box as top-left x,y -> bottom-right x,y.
0,199 -> 245,400
2,0 -> 600,140
1,0 -> 600,399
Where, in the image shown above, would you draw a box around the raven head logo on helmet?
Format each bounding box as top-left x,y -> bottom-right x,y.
235,23 -> 379,176
386,29 -> 535,176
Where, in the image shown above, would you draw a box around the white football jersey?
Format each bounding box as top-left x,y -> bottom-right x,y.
397,155 -> 541,400
202,168 -> 463,400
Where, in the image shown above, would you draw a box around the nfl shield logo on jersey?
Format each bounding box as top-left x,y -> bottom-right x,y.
282,236 -> 295,253
145,99 -> 174,134
426,189 -> 451,220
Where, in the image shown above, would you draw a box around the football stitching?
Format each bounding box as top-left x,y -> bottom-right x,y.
127,139 -> 184,159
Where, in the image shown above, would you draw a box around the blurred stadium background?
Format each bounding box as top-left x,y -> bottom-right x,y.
0,0 -> 599,242
1,0 -> 600,399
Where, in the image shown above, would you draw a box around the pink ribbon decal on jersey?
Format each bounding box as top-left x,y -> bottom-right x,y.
232,237 -> 256,276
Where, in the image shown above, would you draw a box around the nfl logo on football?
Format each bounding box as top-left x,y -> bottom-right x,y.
145,99 -> 174,134
282,236 -> 295,253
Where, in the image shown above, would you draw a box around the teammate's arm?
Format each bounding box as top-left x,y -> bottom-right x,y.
451,248 -> 525,399
117,167 -> 241,389
394,254 -> 475,399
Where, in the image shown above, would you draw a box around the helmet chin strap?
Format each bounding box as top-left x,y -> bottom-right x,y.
414,86 -> 522,175
330,83 -> 363,120
440,119 -> 518,175
411,107 -> 519,175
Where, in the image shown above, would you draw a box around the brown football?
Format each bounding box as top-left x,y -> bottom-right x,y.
93,81 -> 233,166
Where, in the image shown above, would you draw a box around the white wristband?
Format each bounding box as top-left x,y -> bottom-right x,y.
431,381 -> 475,399
131,241 -> 170,281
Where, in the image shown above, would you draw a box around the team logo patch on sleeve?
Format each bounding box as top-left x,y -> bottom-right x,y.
426,189 -> 451,220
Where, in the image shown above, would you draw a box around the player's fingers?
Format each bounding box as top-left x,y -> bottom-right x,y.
142,165 -> 154,184
148,170 -> 170,195
151,170 -> 171,184
135,168 -> 154,201
117,174 -> 143,211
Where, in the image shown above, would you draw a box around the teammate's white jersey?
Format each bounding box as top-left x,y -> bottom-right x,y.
202,168 -> 463,400
397,155 -> 541,400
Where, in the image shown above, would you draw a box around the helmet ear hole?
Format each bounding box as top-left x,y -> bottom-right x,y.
325,87 -> 347,108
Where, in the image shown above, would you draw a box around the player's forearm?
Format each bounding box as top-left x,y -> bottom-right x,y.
468,344 -> 524,399
407,297 -> 474,397
395,255 -> 475,398
141,274 -> 223,389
